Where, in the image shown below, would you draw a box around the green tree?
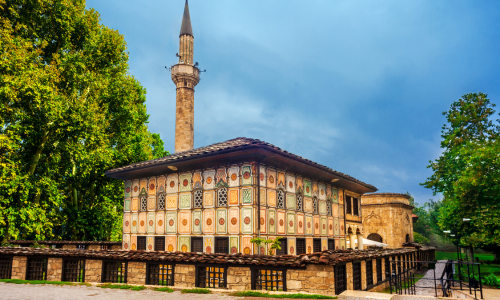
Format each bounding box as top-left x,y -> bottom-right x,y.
0,0 -> 168,242
422,92 -> 500,260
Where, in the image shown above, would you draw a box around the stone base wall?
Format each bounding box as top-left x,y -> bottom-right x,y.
127,262 -> 146,284
88,245 -> 100,251
85,259 -> 102,283
227,267 -> 251,290
47,258 -> 62,281
110,245 -> 121,250
287,264 -> 335,295
368,280 -> 390,292
174,264 -> 195,288
11,256 -> 27,280
62,245 -> 76,250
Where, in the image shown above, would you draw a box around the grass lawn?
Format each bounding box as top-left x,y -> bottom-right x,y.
233,291 -> 336,299
381,274 -> 424,294
436,251 -> 500,277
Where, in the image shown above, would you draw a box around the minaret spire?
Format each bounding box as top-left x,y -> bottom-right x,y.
180,0 -> 193,37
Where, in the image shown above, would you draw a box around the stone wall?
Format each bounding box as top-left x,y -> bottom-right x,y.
46,258 -> 62,281
346,262 -> 353,290
85,259 -> 102,283
227,267 -> 251,290
287,264 -> 335,295
88,245 -> 100,250
173,264 -> 195,288
127,262 -> 146,284
11,256 -> 26,280
62,244 -> 77,250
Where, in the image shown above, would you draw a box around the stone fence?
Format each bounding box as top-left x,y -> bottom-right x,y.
0,246 -> 435,296
7,240 -> 122,251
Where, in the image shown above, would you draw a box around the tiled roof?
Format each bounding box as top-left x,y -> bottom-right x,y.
105,137 -> 376,191
8,240 -> 121,245
0,247 -> 431,267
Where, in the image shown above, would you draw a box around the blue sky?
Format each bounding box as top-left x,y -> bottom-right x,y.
86,0 -> 500,204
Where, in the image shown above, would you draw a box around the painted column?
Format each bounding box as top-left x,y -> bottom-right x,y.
349,234 -> 356,249
357,234 -> 364,250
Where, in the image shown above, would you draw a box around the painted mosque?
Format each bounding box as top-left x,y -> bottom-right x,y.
105,1 -> 415,255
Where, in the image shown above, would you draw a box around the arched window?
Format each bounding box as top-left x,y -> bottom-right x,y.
277,189 -> 285,209
217,187 -> 227,207
139,190 -> 147,212
405,234 -> 410,243
367,233 -> 383,243
157,186 -> 165,210
193,189 -> 203,208
296,194 -> 303,212
327,201 -> 332,216
313,197 -> 318,214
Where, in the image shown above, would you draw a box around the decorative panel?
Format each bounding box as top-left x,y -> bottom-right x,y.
179,173 -> 192,192
131,198 -> 139,212
305,215 -> 313,235
203,170 -> 215,190
166,174 -> 178,194
241,165 -> 252,186
277,171 -> 286,189
166,236 -> 176,252
140,178 -> 147,190
287,212 -> 295,234
230,236 -> 239,254
178,236 -> 190,252
277,211 -> 285,234
147,236 -> 154,251
340,221 -> 345,236
216,209 -> 227,234
326,184 -> 332,200
148,177 -> 156,195
132,180 -> 140,197
124,181 -> 132,198
165,212 -> 177,233
124,198 -> 131,212
148,196 -> 156,211
328,217 -> 334,237
335,238 -> 340,250
241,207 -> 253,234
156,212 -> 164,234
306,237 -> 313,254
319,200 -> 326,215
268,210 -> 276,234
332,187 -> 339,203
334,219 -> 340,236
178,211 -> 191,234
193,172 -> 203,190
268,190 -> 276,207
267,169 -> 276,189
304,180 -> 312,197
123,213 -> 131,233
297,214 -> 304,235
138,213 -> 147,233
340,204 -> 344,218
340,238 -> 346,250
179,193 -> 191,209
147,212 -> 155,233
286,174 -> 296,193
312,182 -> 318,197
166,195 -> 177,210
333,204 -> 339,218
322,238 -> 328,251
314,216 -> 320,236
131,235 -> 137,250
123,234 -> 130,250
260,188 -> 266,205
339,189 -> 344,204
304,197 -> 313,213
131,214 -> 138,233
203,191 -> 215,207
321,217 -> 327,236
260,209 -> 267,234
318,183 -> 326,200
204,236 -> 214,253
296,177 -> 304,193
192,210 -> 202,234
242,236 -> 253,255
259,167 -> 266,187
288,237 -> 296,255
286,194 -> 296,210
228,166 -> 239,187
229,188 -> 239,205
228,208 -> 239,234
157,176 -> 166,194
241,188 -> 252,204
216,168 -> 228,188
203,209 -> 215,234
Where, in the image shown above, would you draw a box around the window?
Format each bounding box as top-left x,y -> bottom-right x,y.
296,195 -> 303,212
27,257 -> 48,280
157,193 -> 165,210
76,244 -> 86,250
276,238 -> 287,255
313,197 -> 318,214
217,187 -> 227,207
353,197 -> 359,216
376,258 -> 382,282
296,239 -> 306,255
196,266 -> 226,288
155,237 -> 165,251
191,237 -> 203,253
0,256 -> 12,279
62,259 -> 85,282
346,196 -> 352,214
327,201 -> 332,216
335,264 -> 347,295
277,189 -> 285,209
328,239 -> 335,250
100,245 -> 108,250
193,190 -> 203,208
366,259 -> 373,287
353,262 -> 361,290
147,263 -> 174,286
137,236 -> 147,251
140,195 -> 147,211
385,257 -> 391,277
252,268 -> 286,291
313,239 -> 321,253
102,261 -> 127,283
215,237 -> 229,254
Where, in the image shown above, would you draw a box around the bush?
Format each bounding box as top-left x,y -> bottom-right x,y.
413,232 -> 430,245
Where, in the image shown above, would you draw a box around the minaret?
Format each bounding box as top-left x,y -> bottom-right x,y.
171,0 -> 200,153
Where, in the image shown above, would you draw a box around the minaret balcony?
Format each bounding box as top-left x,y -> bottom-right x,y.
171,63 -> 200,86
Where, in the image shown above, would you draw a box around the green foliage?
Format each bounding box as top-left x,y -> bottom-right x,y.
422,92 -> 500,259
250,236 -> 282,255
0,0 -> 168,242
181,288 -> 211,294
100,284 -> 145,290
233,291 -> 337,299
29,242 -> 48,249
154,287 -> 174,292
0,279 -> 88,286
413,232 -> 430,245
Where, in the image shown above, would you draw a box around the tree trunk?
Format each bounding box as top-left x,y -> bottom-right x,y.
26,129 -> 50,177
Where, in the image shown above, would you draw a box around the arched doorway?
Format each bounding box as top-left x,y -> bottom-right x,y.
405,234 -> 410,242
367,233 -> 383,243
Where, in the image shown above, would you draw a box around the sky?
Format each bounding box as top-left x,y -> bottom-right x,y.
86,0 -> 500,204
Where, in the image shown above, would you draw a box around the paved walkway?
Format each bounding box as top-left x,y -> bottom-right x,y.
414,260 -> 447,296
0,282 -> 242,300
